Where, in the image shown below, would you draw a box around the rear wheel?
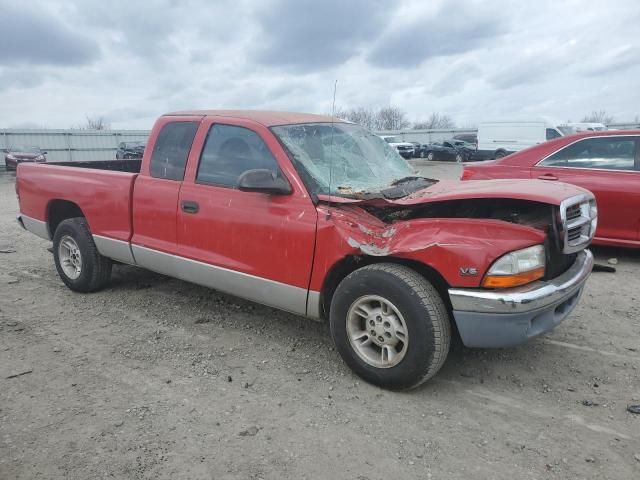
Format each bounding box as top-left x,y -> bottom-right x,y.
494,150 -> 506,159
419,150 -> 425,158
455,153 -> 463,163
53,217 -> 112,292
426,151 -> 434,161
330,264 -> 451,390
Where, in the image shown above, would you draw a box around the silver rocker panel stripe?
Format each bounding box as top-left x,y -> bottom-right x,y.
131,244 -> 311,317
92,235 -> 136,265
306,290 -> 322,320
18,214 -> 51,240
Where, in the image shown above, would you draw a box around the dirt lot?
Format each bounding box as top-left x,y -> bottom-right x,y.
1,164 -> 639,479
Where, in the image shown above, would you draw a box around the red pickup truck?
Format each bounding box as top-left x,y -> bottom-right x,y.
16,111 -> 596,390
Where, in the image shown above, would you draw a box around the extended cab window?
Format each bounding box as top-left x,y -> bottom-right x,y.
540,137 -> 637,170
196,124 -> 281,187
149,121 -> 198,180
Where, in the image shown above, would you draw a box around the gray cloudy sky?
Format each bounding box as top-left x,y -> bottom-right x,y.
0,0 -> 638,129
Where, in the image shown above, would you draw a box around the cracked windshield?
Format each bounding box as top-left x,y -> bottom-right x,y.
273,122 -> 430,197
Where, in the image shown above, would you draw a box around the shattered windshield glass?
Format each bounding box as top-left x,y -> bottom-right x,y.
272,122 -> 431,198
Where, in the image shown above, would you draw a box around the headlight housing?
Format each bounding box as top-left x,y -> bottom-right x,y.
482,244 -> 545,288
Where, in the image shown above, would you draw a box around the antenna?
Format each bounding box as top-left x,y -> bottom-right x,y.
327,79 -> 338,214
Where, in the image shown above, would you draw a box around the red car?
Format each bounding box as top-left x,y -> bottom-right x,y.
462,130 -> 640,248
4,146 -> 47,170
16,110 -> 595,389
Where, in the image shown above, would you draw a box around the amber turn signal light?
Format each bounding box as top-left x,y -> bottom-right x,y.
481,267 -> 545,288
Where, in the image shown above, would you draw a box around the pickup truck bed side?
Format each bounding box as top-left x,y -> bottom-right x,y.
17,163 -> 138,243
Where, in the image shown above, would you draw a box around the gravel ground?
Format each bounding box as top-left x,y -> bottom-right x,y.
1,165 -> 639,479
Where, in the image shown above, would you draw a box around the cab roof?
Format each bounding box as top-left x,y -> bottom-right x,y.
163,110 -> 345,127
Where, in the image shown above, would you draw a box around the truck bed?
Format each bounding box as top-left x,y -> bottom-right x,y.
16,161 -> 138,242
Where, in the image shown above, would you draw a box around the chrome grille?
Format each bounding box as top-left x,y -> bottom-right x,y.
566,204 -> 581,222
560,194 -> 597,254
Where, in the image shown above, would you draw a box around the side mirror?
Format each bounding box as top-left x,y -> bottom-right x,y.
237,169 -> 291,195
42,151 -> 48,155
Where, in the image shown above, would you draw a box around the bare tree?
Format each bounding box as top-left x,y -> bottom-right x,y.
334,106 -> 377,130
347,107 -> 377,130
413,113 -> 455,129
332,105 -> 410,130
374,106 -> 410,130
581,110 -> 614,125
82,115 -> 110,130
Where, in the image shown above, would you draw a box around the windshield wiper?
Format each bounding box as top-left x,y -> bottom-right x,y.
390,176 -> 429,186
382,176 -> 438,199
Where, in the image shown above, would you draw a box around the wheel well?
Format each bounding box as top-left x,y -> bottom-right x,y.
47,200 -> 84,237
320,255 -> 452,320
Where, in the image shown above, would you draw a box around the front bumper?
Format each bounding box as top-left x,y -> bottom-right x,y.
448,249 -> 593,347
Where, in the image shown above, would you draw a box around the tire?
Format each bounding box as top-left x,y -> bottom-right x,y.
455,154 -> 463,163
494,150 -> 506,159
53,217 -> 112,293
330,263 -> 451,390
419,150 -> 425,158
426,152 -> 434,161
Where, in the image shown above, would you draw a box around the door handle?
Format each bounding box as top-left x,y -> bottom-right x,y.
181,200 -> 199,214
537,174 -> 558,181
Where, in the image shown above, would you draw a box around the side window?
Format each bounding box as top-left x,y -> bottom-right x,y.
546,128 -> 562,140
196,124 -> 281,187
540,137 -> 637,170
149,121 -> 198,181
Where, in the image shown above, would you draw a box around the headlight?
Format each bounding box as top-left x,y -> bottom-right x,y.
482,244 -> 545,288
6,154 -> 17,160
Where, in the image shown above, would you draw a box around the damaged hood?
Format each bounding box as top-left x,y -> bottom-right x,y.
319,179 -> 589,207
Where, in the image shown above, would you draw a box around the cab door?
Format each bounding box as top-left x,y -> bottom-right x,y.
131,117 -> 200,267
532,136 -> 640,243
176,118 -> 318,315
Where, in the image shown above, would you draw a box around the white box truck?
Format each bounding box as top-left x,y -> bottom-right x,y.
476,120 -> 564,160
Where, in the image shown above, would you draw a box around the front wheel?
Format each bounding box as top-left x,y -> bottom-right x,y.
419,150 -> 425,158
53,217 -> 112,293
330,264 -> 451,390
455,153 -> 463,163
426,152 -> 434,161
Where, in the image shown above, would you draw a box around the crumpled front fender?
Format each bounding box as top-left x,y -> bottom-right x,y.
308,204 -> 547,291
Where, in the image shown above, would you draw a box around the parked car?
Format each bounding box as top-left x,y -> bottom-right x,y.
462,130 -> 639,248
381,136 -> 414,158
421,140 -> 475,162
452,133 -> 477,145
410,142 -> 426,158
477,120 -> 564,160
116,141 -> 145,159
16,110 -> 595,390
4,146 -> 47,170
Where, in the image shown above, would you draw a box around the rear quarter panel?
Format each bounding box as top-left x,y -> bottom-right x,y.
17,163 -> 137,241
